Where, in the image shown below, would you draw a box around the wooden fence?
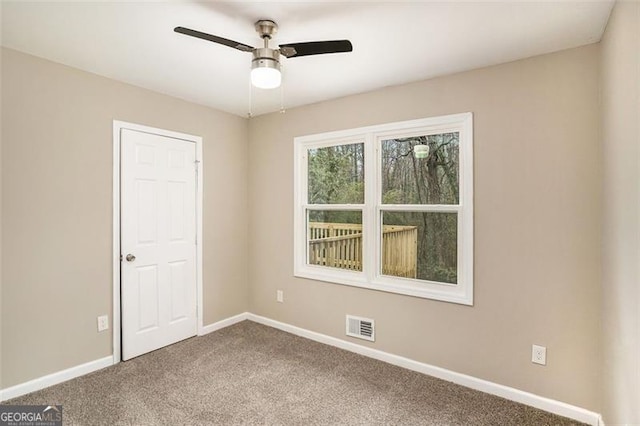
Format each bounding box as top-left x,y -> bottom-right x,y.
308,222 -> 417,278
380,225 -> 418,278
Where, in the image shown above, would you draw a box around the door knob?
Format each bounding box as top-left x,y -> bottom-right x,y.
126,254 -> 136,262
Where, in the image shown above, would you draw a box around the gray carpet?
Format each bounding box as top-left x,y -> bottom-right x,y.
6,320 -> 585,425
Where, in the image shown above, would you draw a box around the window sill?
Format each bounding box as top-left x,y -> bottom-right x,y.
294,266 -> 473,306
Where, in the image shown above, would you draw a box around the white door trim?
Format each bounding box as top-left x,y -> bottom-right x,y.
112,120 -> 203,364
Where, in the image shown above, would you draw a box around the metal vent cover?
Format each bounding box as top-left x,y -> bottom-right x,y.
346,315 -> 375,342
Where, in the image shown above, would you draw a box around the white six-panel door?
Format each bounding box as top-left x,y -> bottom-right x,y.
121,128 -> 197,360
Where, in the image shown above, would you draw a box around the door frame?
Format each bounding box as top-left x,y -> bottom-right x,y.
112,120 -> 203,364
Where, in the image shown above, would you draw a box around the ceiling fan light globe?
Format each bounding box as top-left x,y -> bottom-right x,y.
251,66 -> 281,89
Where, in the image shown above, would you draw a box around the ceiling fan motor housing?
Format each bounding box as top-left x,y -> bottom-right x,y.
252,48 -> 280,70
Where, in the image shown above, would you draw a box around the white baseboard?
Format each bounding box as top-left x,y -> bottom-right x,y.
0,312 -> 603,426
0,355 -> 114,402
247,313 -> 601,426
199,312 -> 249,336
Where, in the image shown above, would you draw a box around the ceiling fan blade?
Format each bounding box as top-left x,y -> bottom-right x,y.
279,40 -> 353,58
174,27 -> 254,53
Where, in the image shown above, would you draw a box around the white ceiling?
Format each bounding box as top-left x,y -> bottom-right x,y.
1,1 -> 613,117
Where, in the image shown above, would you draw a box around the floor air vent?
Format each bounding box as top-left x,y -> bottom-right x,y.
346,315 -> 375,342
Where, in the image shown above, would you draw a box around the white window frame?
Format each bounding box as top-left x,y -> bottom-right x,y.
294,113 -> 473,305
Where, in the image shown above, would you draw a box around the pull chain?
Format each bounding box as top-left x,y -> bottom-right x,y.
247,76 -> 253,119
280,64 -> 286,114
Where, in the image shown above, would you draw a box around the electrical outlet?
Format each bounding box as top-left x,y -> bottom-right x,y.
97,315 -> 109,332
532,344 -> 547,365
276,290 -> 284,303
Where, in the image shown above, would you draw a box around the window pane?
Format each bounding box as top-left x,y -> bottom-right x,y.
381,133 -> 459,204
308,210 -> 363,272
382,211 -> 457,284
308,143 -> 364,204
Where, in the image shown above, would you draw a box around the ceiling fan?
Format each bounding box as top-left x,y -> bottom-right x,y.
174,20 -> 353,89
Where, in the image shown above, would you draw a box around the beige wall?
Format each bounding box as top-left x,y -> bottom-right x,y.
601,2 -> 640,424
0,48 -> 249,388
248,45 -> 602,410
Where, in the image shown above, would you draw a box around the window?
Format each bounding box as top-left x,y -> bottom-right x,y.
294,113 -> 473,305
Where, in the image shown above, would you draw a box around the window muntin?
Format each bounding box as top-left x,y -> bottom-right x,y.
294,114 -> 473,305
